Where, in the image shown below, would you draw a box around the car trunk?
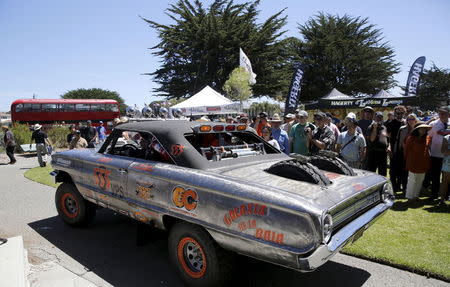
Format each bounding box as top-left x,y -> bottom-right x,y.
218,161 -> 386,224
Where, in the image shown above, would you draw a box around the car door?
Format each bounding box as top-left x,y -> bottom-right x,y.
83,138 -> 133,214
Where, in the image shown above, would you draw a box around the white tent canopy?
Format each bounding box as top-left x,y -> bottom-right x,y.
171,85 -> 241,115
372,89 -> 399,98
321,88 -> 355,100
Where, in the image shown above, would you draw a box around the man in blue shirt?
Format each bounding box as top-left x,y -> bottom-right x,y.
269,114 -> 290,154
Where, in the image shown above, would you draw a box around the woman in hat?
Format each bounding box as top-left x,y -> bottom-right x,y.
403,123 -> 432,202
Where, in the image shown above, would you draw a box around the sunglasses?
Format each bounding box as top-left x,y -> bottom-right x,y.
407,118 -> 416,121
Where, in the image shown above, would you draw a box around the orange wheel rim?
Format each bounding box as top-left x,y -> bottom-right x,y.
60,193 -> 79,218
177,237 -> 207,278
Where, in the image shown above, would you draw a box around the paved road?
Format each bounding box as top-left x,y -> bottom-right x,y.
0,154 -> 448,287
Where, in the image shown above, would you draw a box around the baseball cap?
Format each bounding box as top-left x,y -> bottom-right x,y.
362,106 -> 374,113
87,120 -> 92,124
284,113 -> 295,119
438,106 -> 450,113
375,111 -> 383,117
313,111 -> 326,119
297,110 -> 308,117
259,112 -> 268,118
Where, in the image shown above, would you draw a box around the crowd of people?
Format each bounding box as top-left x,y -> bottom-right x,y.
224,105 -> 449,206
2,105 -> 449,206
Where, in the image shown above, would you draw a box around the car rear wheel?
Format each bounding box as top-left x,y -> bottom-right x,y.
168,222 -> 234,287
55,183 -> 96,226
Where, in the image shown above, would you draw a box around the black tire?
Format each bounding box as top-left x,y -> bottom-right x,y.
310,155 -> 356,176
55,183 -> 96,226
266,160 -> 331,185
168,222 -> 234,287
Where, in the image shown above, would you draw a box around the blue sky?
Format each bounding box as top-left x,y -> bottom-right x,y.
1,0 -> 449,111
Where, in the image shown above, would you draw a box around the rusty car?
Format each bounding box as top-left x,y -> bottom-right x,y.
51,120 -> 394,286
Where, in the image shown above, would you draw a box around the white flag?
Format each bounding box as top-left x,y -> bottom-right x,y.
239,48 -> 257,84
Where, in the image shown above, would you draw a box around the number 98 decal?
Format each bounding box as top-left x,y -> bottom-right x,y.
172,186 -> 198,211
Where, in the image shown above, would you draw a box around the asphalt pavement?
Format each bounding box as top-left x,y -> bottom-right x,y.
0,153 -> 448,287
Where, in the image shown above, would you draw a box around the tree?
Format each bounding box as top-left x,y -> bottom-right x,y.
295,13 -> 400,101
410,64 -> 450,109
223,67 -> 252,102
248,102 -> 281,116
143,0 -> 289,99
61,88 -> 126,115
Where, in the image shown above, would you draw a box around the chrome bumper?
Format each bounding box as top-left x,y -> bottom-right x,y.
298,199 -> 393,271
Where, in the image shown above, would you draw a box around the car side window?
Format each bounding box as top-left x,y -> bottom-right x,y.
102,130 -> 174,164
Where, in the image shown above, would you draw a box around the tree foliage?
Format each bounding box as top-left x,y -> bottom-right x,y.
248,101 -> 281,116
410,64 -> 450,109
223,67 -> 252,102
144,0 -> 289,99
61,88 -> 126,114
296,13 -> 400,101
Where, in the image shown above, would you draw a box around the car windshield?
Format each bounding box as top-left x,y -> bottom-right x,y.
185,131 -> 279,161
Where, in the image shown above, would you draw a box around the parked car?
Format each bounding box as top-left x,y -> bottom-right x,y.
51,120 -> 394,286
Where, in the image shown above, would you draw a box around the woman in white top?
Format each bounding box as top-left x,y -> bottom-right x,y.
261,126 -> 281,150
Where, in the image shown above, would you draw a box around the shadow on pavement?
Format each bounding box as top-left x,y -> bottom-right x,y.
29,210 -> 370,287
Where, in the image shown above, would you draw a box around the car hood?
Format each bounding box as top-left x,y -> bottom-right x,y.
215,160 -> 387,212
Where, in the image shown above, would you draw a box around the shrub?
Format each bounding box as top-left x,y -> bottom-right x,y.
11,124 -> 32,146
47,126 -> 69,148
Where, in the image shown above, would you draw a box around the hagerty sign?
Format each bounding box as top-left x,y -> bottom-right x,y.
325,98 -> 406,108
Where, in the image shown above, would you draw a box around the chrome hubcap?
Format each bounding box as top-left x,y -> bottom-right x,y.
65,197 -> 78,214
184,242 -> 204,272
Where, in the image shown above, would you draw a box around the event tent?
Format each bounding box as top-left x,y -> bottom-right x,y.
171,85 -> 241,115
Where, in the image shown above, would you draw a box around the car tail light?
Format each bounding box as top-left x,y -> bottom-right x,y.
236,125 -> 246,131
199,125 -> 212,132
213,125 -> 224,132
225,125 -> 235,131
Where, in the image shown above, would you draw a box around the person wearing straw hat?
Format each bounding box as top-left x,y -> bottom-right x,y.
30,123 -> 52,167
404,122 -> 432,202
2,126 -> 16,164
269,114 -> 290,154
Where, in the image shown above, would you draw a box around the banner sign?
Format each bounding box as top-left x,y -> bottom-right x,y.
180,102 -> 242,116
284,63 -> 305,115
323,98 -> 407,108
405,56 -> 426,97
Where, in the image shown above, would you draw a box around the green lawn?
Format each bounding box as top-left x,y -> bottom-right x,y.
23,165 -> 449,280
343,197 -> 450,280
24,165 -> 59,188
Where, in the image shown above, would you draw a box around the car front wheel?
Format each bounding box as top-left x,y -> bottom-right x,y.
168,222 -> 234,287
55,183 -> 96,226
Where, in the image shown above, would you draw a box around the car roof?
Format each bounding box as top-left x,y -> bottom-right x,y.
113,120 -> 287,170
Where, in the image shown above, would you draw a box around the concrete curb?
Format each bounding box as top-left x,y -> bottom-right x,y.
0,236 -> 29,287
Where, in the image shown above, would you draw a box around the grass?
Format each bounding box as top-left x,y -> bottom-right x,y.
23,164 -> 450,280
24,165 -> 59,188
343,195 -> 450,281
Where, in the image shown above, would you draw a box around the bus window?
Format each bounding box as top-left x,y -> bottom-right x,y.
15,104 -> 23,112
42,103 -> 58,111
106,104 -> 119,112
90,104 -> 106,111
75,104 -> 90,111
23,104 -> 41,111
61,104 -> 75,111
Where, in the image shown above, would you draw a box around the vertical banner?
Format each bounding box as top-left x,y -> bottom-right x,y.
405,56 -> 426,97
239,48 -> 257,84
284,63 -> 305,115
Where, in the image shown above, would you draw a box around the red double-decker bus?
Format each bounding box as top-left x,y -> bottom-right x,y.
11,99 -> 120,126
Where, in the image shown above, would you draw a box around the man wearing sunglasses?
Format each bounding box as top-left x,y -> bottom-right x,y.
386,105 -> 407,191
308,112 -> 335,155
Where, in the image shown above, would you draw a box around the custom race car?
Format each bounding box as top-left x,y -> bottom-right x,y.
51,120 -> 394,286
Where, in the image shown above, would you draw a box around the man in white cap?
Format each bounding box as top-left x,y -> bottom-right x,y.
281,113 -> 295,135
30,123 -> 52,167
336,113 -> 366,168
289,110 -> 315,155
